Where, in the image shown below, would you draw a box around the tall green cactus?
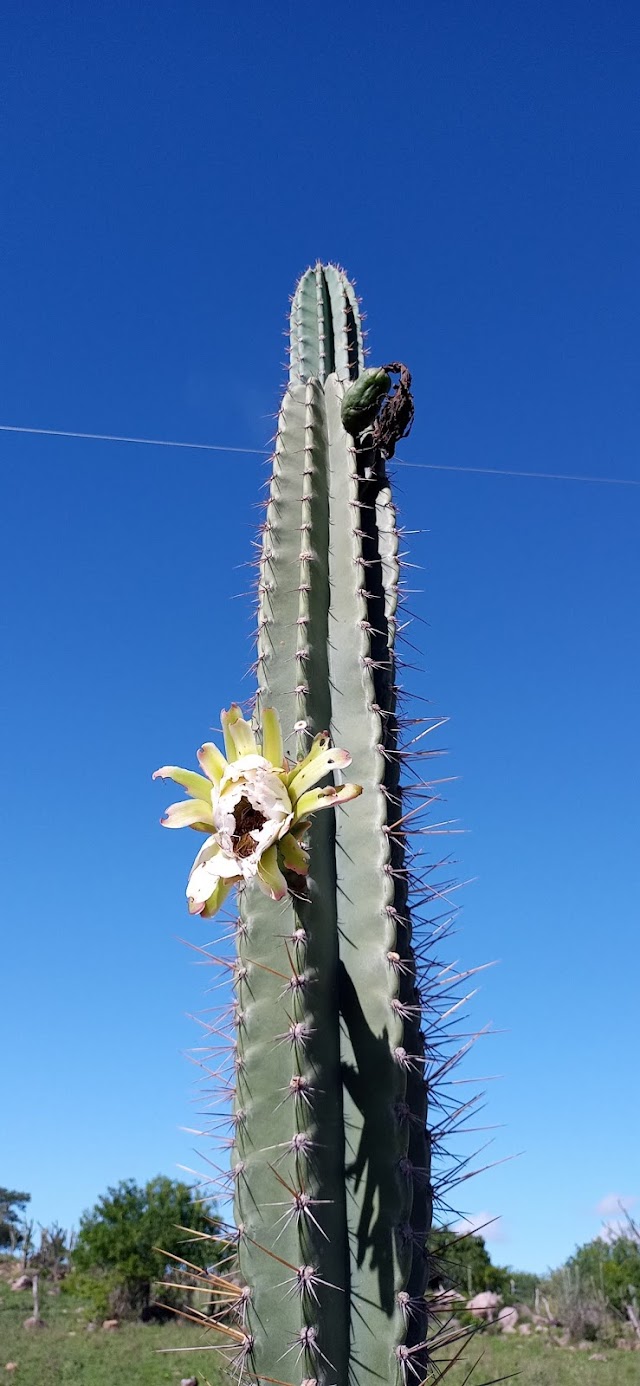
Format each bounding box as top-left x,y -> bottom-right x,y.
158,265 -> 442,1385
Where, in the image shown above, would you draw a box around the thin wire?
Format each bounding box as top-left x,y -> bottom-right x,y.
1,422 -> 639,487
0,423 -> 268,456
393,457 -> 640,487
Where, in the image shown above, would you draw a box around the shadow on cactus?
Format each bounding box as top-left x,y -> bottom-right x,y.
155,264 -> 491,1386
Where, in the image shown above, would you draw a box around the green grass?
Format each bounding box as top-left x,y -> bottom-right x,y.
438,1332 -> 639,1385
0,1287 -> 225,1386
1,1288 -> 638,1385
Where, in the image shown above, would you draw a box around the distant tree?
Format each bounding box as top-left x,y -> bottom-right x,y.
507,1268 -> 541,1307
428,1226 -> 511,1297
35,1223 -> 75,1280
566,1233 -> 640,1315
67,1176 -> 222,1319
17,1218 -> 35,1271
0,1187 -> 31,1252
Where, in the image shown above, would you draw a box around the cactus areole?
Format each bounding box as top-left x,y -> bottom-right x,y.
158,264 -> 435,1385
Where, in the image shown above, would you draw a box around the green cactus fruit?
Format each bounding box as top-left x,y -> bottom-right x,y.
340,365 -> 392,437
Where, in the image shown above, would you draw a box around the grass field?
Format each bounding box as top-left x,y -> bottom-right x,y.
1,1287 -> 638,1385
0,1286 -> 222,1386
438,1333 -> 640,1385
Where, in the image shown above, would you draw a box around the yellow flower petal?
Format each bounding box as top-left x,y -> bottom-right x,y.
290,818 -> 311,838
197,742 -> 227,785
287,747 -> 353,803
256,844 -> 288,900
293,782 -> 362,821
260,707 -> 284,767
153,766 -> 214,800
161,799 -> 215,829
279,832 -> 309,875
221,704 -> 258,759
199,879 -> 233,918
282,731 -> 330,786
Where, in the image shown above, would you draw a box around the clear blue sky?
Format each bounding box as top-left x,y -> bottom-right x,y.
1,2 -> 638,1277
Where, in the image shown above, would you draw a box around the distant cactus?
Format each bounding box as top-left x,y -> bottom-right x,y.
157,264 -> 470,1385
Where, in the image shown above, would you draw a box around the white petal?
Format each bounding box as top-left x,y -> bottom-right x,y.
218,754 -> 271,792
255,810 -> 293,852
189,835 -> 219,873
187,839 -> 241,907
215,764 -> 292,833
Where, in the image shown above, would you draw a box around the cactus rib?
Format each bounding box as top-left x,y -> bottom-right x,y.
236,375 -> 350,1385
289,263 -> 365,384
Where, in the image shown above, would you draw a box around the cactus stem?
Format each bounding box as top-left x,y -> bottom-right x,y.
150,270 -> 495,1383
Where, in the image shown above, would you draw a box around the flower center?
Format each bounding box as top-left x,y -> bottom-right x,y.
232,795 -> 267,859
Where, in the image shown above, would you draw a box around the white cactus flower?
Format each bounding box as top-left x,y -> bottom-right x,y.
154,704 -> 361,919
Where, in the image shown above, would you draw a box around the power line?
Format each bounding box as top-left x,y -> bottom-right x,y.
0,423 -> 267,456
1,422 -> 639,488
394,459 -> 640,487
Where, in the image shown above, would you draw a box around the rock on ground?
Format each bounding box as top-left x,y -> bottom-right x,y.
466,1291 -> 502,1322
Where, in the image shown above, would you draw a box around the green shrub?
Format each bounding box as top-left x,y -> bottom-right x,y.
63,1266 -> 120,1320
542,1262 -> 615,1342
568,1233 -> 640,1315
67,1176 -> 221,1320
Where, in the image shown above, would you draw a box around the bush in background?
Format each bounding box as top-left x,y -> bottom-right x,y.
66,1175 -> 222,1320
